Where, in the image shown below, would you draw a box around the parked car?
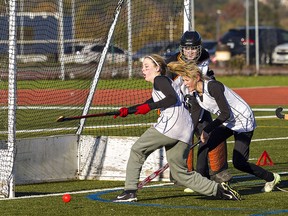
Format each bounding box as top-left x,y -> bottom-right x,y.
202,40 -> 217,63
75,44 -> 127,64
218,26 -> 288,64
133,41 -> 179,62
62,44 -> 86,63
202,40 -> 217,55
272,43 -> 288,64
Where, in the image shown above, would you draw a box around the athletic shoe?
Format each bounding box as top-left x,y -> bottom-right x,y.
183,188 -> 194,193
262,173 -> 281,192
112,190 -> 137,202
216,182 -> 241,201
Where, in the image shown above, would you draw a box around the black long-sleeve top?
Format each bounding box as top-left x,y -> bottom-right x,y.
190,80 -> 231,134
129,76 -> 178,112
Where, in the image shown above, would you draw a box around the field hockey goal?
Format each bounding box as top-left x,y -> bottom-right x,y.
0,0 -> 193,198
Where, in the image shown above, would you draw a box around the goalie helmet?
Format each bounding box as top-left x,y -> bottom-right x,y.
180,31 -> 202,61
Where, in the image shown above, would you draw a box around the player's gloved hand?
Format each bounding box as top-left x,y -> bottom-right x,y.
135,104 -> 151,115
184,94 -> 193,109
207,69 -> 216,80
114,107 -> 129,118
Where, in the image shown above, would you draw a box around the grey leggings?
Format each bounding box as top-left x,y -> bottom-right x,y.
124,127 -> 219,196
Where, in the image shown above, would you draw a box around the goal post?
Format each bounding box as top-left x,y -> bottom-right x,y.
76,0 -> 125,136
0,0 -> 17,198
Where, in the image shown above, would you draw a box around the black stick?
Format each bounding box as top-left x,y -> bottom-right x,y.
56,111 -> 120,122
57,107 -> 137,122
276,107 -> 288,120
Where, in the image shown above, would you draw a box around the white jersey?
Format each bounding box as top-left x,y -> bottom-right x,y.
195,80 -> 256,133
152,80 -> 193,144
198,59 -> 210,77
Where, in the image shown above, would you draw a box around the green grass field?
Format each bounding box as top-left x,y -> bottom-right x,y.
0,75 -> 288,215
1,111 -> 288,216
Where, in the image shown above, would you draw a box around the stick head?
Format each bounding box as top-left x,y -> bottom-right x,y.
275,107 -> 284,119
56,116 -> 65,122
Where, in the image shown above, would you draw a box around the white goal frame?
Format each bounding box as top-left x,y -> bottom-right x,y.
0,0 -> 17,199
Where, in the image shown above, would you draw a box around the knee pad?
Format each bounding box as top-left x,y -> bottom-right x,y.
208,141 -> 228,173
186,148 -> 194,172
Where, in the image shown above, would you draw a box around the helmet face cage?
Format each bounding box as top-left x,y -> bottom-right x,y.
180,44 -> 202,61
180,31 -> 202,61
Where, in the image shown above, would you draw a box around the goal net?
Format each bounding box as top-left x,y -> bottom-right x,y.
0,0 -> 188,198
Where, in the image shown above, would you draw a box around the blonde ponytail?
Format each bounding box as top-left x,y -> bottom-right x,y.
167,61 -> 202,80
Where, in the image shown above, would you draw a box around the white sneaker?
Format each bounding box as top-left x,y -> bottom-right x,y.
184,188 -> 194,193
262,173 -> 281,192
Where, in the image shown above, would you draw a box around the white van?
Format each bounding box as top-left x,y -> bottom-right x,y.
75,44 -> 127,64
272,43 -> 288,65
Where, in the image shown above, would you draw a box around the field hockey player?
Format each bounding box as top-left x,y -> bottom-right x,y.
169,61 -> 281,194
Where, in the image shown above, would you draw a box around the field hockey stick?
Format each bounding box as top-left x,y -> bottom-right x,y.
138,163 -> 169,189
56,108 -> 136,122
276,107 -> 288,120
189,139 -> 201,150
137,140 -> 201,189
56,111 -> 119,122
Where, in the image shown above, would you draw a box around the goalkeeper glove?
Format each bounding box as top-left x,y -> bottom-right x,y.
135,104 -> 151,115
184,95 -> 193,109
114,107 -> 129,118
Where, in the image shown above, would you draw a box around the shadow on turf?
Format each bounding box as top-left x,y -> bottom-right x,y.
138,193 -> 226,202
231,179 -> 288,196
138,188 -> 236,202
138,184 -> 287,202
15,192 -> 54,196
144,179 -> 288,200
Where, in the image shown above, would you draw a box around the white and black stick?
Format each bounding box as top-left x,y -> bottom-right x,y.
137,140 -> 201,189
276,107 -> 288,120
138,163 -> 169,189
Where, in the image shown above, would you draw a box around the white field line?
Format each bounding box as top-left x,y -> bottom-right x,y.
227,136 -> 288,144
255,115 -> 276,119
226,136 -> 288,162
1,118 -> 284,134
0,123 -> 154,134
0,107 -> 283,134
253,108 -> 288,112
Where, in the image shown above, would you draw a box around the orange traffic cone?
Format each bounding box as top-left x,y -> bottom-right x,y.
256,150 -> 274,166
